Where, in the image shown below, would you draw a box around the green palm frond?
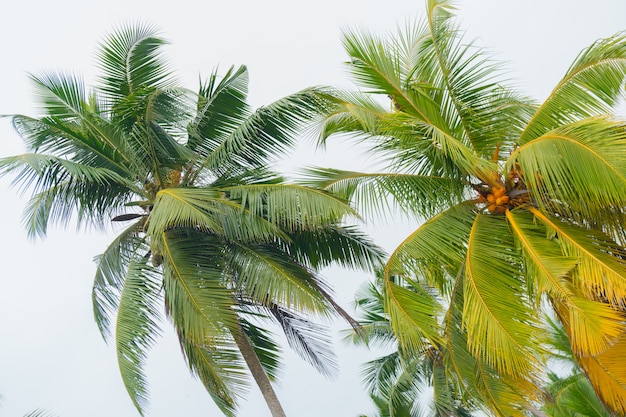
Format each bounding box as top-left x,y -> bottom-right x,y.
179,336 -> 248,417
519,32 -> 626,144
97,23 -> 174,100
240,320 -> 282,381
348,280 -> 396,348
187,65 -> 249,157
228,241 -> 330,315
544,373 -> 614,417
424,0 -> 531,157
361,351 -> 422,417
0,153 -> 136,236
25,74 -> 135,166
223,183 -> 359,231
11,113 -> 134,174
197,87 -> 331,175
269,306 -> 337,378
93,221 -> 146,340
301,168 -> 465,219
283,225 -> 385,272
115,256 -> 162,415
160,230 -> 238,345
463,213 -> 540,377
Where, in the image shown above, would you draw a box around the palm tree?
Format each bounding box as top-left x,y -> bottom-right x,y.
305,0 -> 626,414
0,24 -> 383,417
349,277 -> 477,417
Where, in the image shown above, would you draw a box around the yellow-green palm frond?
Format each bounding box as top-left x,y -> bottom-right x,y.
147,187 -> 287,243
464,213 -> 542,378
383,279 -> 443,353
444,274 -> 539,417
316,90 -> 388,142
510,117 -> 626,223
530,208 -> 626,312
519,32 -> 626,144
506,209 -> 624,356
387,203 -> 475,295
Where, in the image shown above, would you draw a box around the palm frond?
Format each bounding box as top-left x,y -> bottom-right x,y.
97,23 -> 174,101
0,153 -> 136,236
444,275 -> 537,417
463,213 -> 541,378
506,209 -> 624,356
519,32 -> 626,144
384,279 -> 443,353
115,256 -> 162,415
300,167 -> 465,219
316,90 -> 389,143
361,351 -> 422,417
24,74 -> 135,166
387,203 -> 476,295
530,208 -> 626,315
577,332 -> 626,415
197,87 -> 331,175
510,117 -> 626,223
93,221 -> 146,340
160,230 -> 238,346
240,320 -> 282,381
223,183 -> 359,231
187,65 -> 250,156
179,336 -> 248,417
227,241 -> 330,315
544,373 -> 613,417
147,187 -> 285,243
269,306 -> 338,378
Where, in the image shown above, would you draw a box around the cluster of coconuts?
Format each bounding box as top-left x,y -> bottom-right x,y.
485,184 -> 509,214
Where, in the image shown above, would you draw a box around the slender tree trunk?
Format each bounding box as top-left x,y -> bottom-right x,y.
233,324 -> 287,417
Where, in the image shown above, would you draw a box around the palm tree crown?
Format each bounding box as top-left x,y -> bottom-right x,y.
0,24 -> 384,417
307,0 -> 626,414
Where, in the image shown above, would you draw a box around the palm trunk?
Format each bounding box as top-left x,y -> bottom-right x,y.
233,324 -> 287,417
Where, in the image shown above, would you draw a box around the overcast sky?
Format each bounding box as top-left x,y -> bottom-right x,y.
1,1 -> 625,417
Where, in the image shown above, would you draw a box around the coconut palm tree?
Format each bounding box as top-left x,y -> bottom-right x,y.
349,277 -> 477,417
304,0 -> 626,414
0,24 -> 383,417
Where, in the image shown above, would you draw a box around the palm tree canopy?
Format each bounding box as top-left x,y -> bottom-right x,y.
308,0 -> 626,414
0,23 -> 385,417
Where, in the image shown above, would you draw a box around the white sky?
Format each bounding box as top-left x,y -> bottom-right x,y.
1,1 -> 625,416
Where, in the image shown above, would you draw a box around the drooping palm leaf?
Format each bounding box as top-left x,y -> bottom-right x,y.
115,256 -> 162,415
93,221 -> 146,339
